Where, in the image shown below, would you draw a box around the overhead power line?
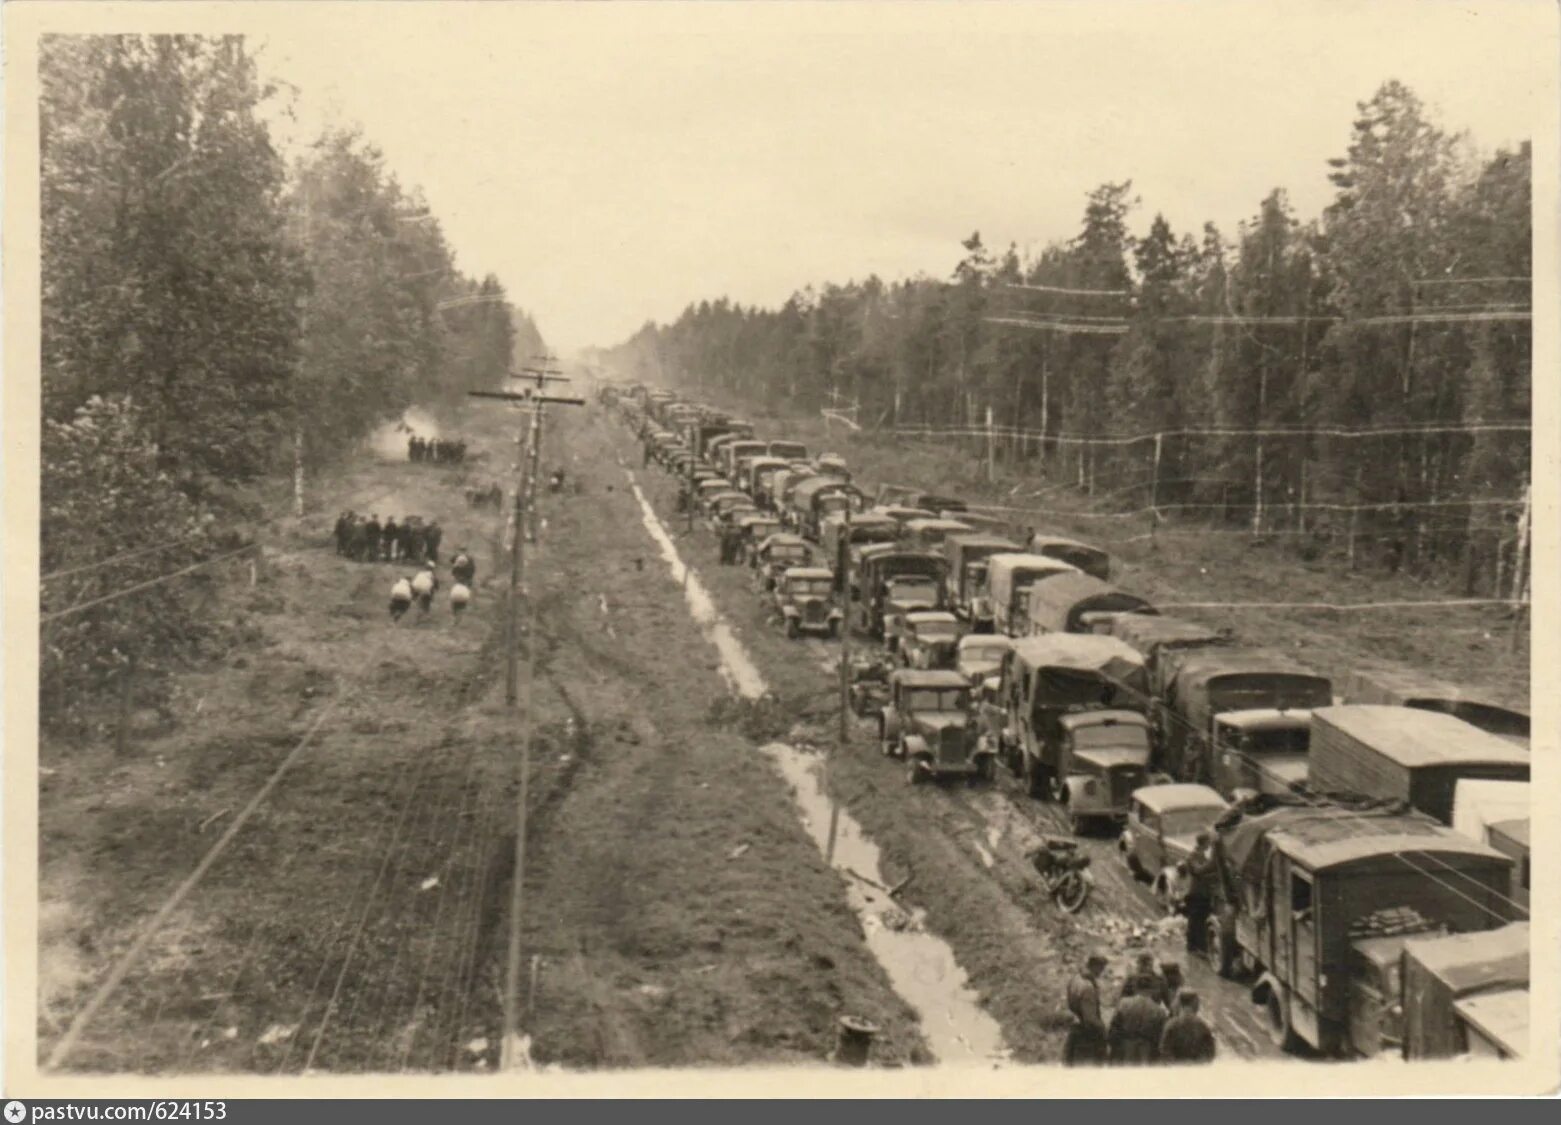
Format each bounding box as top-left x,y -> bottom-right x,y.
40,544 -> 259,622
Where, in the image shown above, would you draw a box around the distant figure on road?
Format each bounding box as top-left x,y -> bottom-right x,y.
451,581 -> 471,621
383,516 -> 401,561
1108,977 -> 1167,1065
425,521 -> 442,563
389,576 -> 413,623
412,563 -> 438,615
365,514 -> 382,561
451,549 -> 476,586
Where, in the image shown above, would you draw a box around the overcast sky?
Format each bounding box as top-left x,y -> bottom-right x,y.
250,1 -> 1554,355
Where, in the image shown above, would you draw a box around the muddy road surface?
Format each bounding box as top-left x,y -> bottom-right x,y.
40,401 -> 961,1073
626,420 -> 1285,1065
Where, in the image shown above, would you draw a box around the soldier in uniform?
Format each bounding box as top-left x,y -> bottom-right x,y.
364,514 -> 382,562
425,520 -> 442,563
383,516 -> 400,561
1108,977 -> 1168,1065
1183,833 -> 1217,954
1159,991 -> 1217,1064
1064,952 -> 1109,1066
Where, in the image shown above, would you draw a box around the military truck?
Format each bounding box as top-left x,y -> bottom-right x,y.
943,533 -> 1020,632
1337,664 -> 1530,746
1208,797 -> 1517,1057
1308,706 -> 1530,825
1025,570 -> 1156,636
1402,923 -> 1529,1060
850,546 -> 947,638
878,669 -> 994,785
1026,533 -> 1112,581
1158,649 -> 1332,785
984,552 -> 1078,637
996,634 -> 1151,801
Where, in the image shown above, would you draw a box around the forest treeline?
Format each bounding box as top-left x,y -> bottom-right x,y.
40,35 -> 544,728
603,82 -> 1530,599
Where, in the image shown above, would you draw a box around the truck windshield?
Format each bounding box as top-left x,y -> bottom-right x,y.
770,443 -> 809,460
915,621 -> 960,640
1070,724 -> 1149,750
791,579 -> 834,597
906,689 -> 969,712
1228,727 -> 1310,755
1160,807 -> 1221,837
889,579 -> 938,599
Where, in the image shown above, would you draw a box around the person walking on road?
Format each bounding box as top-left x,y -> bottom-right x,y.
451,548 -> 476,586
424,520 -> 442,564
450,581 -> 471,622
1064,952 -> 1110,1066
383,516 -> 401,562
1159,991 -> 1217,1063
1183,833 -> 1217,954
389,576 -> 413,623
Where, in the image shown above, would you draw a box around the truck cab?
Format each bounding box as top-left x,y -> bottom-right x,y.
879,669 -> 993,785
1053,711 -> 1153,835
1211,709 -> 1312,801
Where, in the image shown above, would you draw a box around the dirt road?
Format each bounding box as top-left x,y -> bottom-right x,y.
39,400 -> 929,1073
629,441 -> 1282,1064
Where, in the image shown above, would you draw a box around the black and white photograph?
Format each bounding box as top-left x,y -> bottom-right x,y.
3,0 -> 1555,1099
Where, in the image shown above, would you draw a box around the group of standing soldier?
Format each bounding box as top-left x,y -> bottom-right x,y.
1065,951 -> 1216,1066
335,511 -> 442,564
408,435 -> 467,464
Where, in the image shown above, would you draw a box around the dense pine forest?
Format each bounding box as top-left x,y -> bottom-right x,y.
603,82 -> 1530,600
39,35 -> 545,726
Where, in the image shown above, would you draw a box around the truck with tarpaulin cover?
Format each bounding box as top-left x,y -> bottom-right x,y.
984,553 -> 1078,638
1308,705 -> 1530,826
1337,665 -> 1530,746
1401,923 -> 1528,1060
1026,533 -> 1112,581
1109,613 -> 1232,703
851,545 -> 947,638
944,533 -> 1021,633
790,476 -> 861,539
1025,570 -> 1157,636
1207,796 -> 1517,1057
820,513 -> 901,575
996,634 -> 1152,808
1158,649 -> 1333,787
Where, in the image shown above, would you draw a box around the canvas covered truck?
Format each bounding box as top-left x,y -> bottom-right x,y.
1207,797 -> 1517,1057
1025,570 -> 1157,636
1307,705 -> 1530,826
1109,613 -> 1232,716
943,533 -> 1020,632
1158,649 -> 1333,786
1026,533 -> 1112,581
850,546 -> 947,638
1337,665 -> 1530,746
1451,780 -> 1528,914
984,552 -> 1079,638
997,634 -> 1151,806
1401,923 -> 1529,1060
820,512 -> 900,574
901,517 -> 974,551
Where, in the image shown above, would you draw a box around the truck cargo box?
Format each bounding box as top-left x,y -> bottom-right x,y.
1402,923 -> 1529,1059
1309,706 -> 1529,825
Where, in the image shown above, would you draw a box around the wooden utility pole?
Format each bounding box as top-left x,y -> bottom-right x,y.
466,377 -> 584,1071
826,510 -> 851,866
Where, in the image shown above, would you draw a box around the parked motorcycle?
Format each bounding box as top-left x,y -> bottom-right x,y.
1028,837 -> 1094,914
